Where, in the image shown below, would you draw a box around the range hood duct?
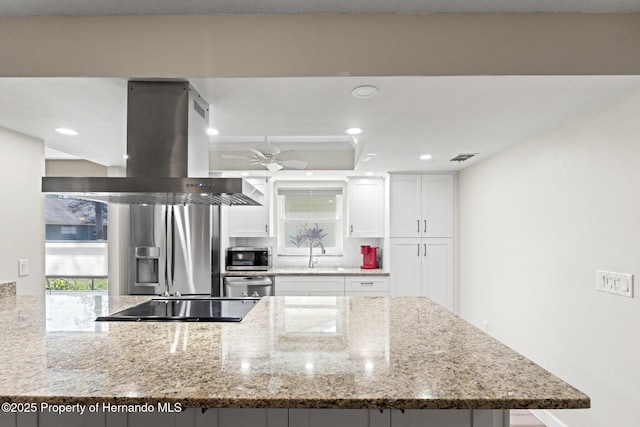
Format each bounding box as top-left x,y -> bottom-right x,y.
42,81 -> 262,206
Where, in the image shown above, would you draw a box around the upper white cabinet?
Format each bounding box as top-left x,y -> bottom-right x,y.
347,178 -> 384,238
389,174 -> 454,238
228,179 -> 271,237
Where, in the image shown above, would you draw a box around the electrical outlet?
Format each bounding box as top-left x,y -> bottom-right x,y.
596,270 -> 633,298
18,259 -> 29,276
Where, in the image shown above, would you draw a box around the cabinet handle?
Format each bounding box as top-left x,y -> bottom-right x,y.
265,224 -> 268,233
417,244 -> 420,256
424,243 -> 427,257
424,220 -> 427,233
360,282 -> 374,286
350,224 -> 353,233
417,220 -> 420,233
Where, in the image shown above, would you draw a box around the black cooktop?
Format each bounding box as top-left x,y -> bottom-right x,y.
96,298 -> 260,322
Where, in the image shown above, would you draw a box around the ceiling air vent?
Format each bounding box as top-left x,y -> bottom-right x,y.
450,153 -> 478,163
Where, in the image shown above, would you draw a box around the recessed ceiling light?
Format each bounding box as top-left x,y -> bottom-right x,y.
365,172 -> 374,176
420,154 -> 433,161
365,153 -> 377,156
55,127 -> 78,136
305,172 -> 314,176
240,172 -> 249,176
351,85 -> 379,99
207,128 -> 219,136
346,128 -> 363,135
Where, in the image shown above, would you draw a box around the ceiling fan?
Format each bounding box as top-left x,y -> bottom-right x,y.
220,140 -> 308,172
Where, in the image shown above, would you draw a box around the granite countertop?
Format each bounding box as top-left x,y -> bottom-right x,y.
0,294 -> 589,410
223,267 -> 389,276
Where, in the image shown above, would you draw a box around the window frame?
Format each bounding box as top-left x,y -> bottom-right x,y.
274,181 -> 346,256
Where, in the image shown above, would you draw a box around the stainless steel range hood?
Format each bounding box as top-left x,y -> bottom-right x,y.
42,80 -> 261,206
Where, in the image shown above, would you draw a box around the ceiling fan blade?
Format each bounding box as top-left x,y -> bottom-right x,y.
266,163 -> 284,172
279,159 -> 308,169
220,154 -> 249,160
249,148 -> 268,160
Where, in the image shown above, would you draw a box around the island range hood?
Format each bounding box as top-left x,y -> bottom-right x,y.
42,80 -> 262,206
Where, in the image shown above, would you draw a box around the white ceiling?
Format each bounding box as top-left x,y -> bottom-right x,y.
1,0 -> 639,16
1,76 -> 640,175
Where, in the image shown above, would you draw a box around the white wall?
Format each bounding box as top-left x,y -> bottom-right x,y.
458,89 -> 640,426
0,127 -> 45,295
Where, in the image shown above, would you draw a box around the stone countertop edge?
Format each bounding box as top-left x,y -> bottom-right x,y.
3,395 -> 590,410
222,268 -> 389,276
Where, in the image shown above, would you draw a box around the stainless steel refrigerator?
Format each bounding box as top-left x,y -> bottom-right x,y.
129,204 -> 221,296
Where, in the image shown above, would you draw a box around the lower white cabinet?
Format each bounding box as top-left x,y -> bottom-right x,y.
390,238 -> 454,311
275,276 -> 345,296
345,277 -> 389,296
275,276 -> 389,296
14,408 -> 507,427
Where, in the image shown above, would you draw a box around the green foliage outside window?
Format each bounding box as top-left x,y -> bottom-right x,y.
45,278 -> 107,291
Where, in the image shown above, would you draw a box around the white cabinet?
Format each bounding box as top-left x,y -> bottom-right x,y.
275,276 -> 345,296
274,275 -> 390,296
345,276 -> 389,296
390,238 -> 454,311
389,173 -> 455,311
390,174 -> 454,238
347,178 -> 384,237
228,180 -> 271,237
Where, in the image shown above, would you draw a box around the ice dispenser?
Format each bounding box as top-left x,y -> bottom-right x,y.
135,246 -> 160,284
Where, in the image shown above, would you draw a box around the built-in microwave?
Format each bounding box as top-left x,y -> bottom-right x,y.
225,247 -> 272,271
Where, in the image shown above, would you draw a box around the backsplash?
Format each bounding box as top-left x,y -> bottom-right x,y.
231,237 -> 383,269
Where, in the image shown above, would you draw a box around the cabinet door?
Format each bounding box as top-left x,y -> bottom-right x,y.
389,238 -> 422,296
421,174 -> 454,238
228,181 -> 270,237
421,238 -> 454,311
389,174 -> 422,237
347,178 -> 384,237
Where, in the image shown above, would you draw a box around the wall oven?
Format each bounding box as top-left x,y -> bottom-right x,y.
226,247 -> 272,271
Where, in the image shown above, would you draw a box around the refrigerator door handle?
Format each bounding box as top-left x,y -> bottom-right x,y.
168,206 -> 175,289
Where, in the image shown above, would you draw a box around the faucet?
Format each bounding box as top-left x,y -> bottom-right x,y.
308,239 -> 326,268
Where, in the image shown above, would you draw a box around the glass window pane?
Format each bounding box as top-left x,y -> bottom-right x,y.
283,195 -> 337,220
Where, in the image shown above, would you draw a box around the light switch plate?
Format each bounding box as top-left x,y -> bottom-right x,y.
18,259 -> 29,276
596,270 -> 633,298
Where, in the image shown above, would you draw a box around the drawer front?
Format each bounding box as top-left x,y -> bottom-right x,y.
275,276 -> 345,293
345,277 -> 390,293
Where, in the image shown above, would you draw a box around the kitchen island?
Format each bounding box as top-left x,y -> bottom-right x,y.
0,294 -> 589,427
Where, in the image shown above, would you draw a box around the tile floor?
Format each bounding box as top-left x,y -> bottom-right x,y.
510,410 -> 546,426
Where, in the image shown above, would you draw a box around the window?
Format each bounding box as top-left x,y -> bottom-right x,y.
276,183 -> 344,255
44,196 -> 108,292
